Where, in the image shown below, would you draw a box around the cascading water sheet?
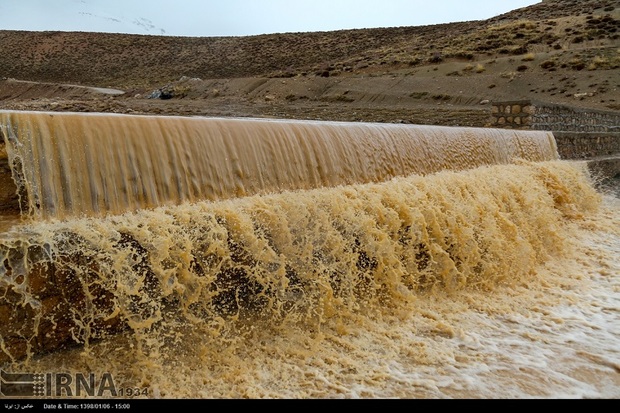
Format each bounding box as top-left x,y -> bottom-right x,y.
1,111 -> 618,399
0,110 -> 559,219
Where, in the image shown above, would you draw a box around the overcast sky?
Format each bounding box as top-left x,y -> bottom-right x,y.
0,0 -> 542,37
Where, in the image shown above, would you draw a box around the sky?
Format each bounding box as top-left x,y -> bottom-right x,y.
0,0 -> 542,37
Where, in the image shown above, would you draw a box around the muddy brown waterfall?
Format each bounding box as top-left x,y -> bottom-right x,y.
2,110 -> 617,399
0,110 -> 558,220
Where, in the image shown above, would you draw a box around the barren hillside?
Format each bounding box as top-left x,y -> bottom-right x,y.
0,0 -> 618,126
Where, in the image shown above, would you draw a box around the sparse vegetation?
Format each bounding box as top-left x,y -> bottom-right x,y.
0,0 -> 617,120
432,94 -> 451,101
321,94 -> 355,103
500,71 -> 518,80
522,53 -> 536,61
0,0 -> 615,88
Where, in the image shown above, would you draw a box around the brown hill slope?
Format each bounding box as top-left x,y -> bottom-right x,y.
0,0 -> 618,125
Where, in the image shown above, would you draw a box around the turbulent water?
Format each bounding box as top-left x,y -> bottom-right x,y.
0,112 -> 618,399
0,110 -> 558,219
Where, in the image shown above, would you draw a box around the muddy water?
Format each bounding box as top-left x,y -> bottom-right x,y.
1,159 -> 618,398
0,111 -> 558,220
0,216 -> 20,233
0,112 -> 616,398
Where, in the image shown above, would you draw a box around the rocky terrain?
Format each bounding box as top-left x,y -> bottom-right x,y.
0,0 -> 618,127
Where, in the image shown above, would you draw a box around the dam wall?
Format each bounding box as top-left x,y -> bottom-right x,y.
0,112 -> 566,364
490,100 -> 620,184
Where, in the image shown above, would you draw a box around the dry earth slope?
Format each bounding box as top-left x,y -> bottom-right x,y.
0,0 -> 618,127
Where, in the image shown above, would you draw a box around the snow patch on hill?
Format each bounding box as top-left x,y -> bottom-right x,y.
0,0 -> 167,35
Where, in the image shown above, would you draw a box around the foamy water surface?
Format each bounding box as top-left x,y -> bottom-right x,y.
2,163 -> 616,399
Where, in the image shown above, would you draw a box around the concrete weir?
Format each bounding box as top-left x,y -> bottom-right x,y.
0,110 -> 596,364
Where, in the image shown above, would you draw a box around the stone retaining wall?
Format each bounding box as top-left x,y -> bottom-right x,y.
491,100 -> 620,133
490,100 -> 620,161
553,132 -> 620,160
